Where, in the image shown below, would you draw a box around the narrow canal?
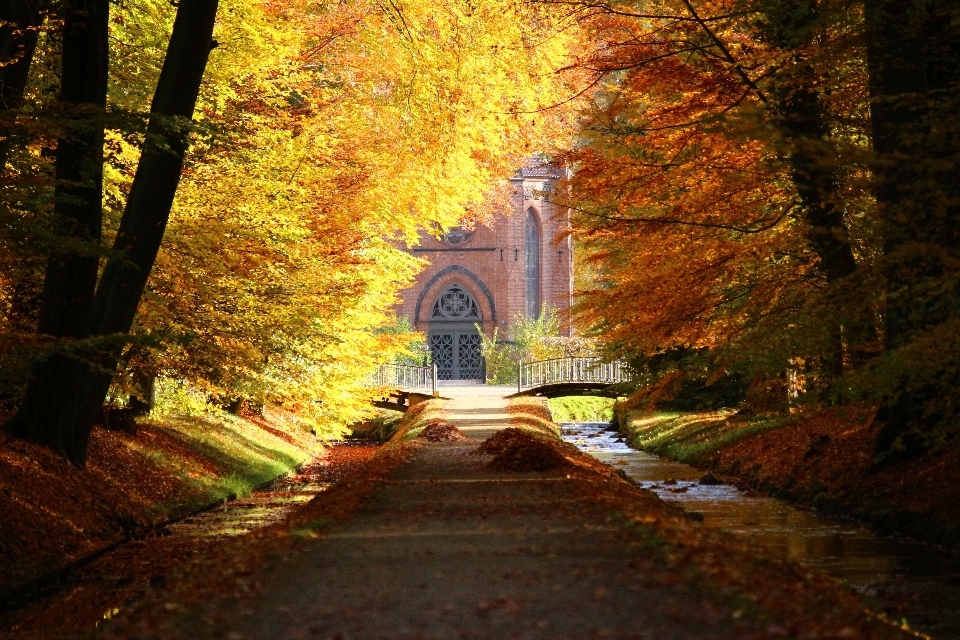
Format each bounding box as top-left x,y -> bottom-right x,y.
561,422 -> 960,639
0,441 -> 380,636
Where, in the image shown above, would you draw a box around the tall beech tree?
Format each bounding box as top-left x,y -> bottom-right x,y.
5,0 -> 109,459
758,0 -> 874,374
556,0 -> 960,455
864,0 -> 960,457
0,1 -> 49,339
6,0 -> 220,466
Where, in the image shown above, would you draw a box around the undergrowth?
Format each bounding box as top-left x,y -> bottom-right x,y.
548,396 -> 615,423
349,408 -> 405,441
508,397 -> 562,439
220,473 -> 254,499
619,410 -> 781,464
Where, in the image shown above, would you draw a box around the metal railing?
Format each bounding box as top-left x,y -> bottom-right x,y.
366,363 -> 437,397
518,357 -> 629,393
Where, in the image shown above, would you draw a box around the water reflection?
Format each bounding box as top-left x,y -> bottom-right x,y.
562,422 -> 960,638
0,443 -> 383,635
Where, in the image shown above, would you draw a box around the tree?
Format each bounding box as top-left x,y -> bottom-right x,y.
6,0 -> 220,466
550,0 -> 882,399
2,0 -> 582,461
863,0 -> 960,458
555,0 -> 960,456
0,0 -> 46,166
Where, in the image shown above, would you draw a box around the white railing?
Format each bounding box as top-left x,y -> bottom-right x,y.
366,363 -> 437,396
518,357 -> 629,393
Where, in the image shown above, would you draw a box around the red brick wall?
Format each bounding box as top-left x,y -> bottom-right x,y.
396,166 -> 573,340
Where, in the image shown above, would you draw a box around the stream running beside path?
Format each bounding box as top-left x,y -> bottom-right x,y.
561,421 -> 960,640
0,440 -> 380,637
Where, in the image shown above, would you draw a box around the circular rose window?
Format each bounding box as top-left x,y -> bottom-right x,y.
442,227 -> 473,246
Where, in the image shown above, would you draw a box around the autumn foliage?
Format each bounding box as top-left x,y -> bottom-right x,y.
552,0 -> 960,458
0,0 -> 581,460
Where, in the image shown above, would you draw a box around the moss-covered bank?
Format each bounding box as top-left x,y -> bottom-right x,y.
547,396 -> 615,423
0,407 -> 323,601
616,406 -> 960,549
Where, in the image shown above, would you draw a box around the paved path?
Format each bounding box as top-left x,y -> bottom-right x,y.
119,386 -> 742,640
438,383 -> 515,441
97,387 -> 903,640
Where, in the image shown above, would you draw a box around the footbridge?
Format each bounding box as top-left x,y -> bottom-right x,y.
366,357 -> 632,408
366,363 -> 440,410
510,357 -> 633,398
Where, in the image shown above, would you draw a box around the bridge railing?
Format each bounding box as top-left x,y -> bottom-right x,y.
366,362 -> 437,396
518,357 -> 630,393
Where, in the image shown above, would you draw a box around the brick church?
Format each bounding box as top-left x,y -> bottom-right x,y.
396,157 -> 573,380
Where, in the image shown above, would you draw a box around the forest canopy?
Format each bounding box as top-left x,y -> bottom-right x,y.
0,0 -> 580,463
554,0 -> 959,460
2,0 -> 957,467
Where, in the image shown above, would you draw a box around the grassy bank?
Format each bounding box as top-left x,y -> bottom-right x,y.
547,396 -> 615,423
509,396 -> 562,439
618,406 -> 960,548
0,407 -> 324,601
383,399 -> 449,445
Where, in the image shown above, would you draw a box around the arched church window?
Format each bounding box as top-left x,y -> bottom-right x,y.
525,209 -> 541,318
430,284 -> 482,320
442,227 -> 473,246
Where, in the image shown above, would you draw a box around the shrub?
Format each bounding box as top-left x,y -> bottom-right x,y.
479,307 -> 596,384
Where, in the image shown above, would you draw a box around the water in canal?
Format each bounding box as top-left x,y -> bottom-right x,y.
0,441 -> 381,636
561,422 -> 960,639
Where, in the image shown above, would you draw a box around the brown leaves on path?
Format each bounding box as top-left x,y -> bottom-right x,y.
416,419 -> 471,443
476,428 -> 573,473
1,442 -> 383,636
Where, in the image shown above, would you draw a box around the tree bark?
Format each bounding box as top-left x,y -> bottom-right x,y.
865,0 -> 960,458
0,0 -> 46,168
41,0 -> 109,338
762,0 -> 869,377
5,0 -> 109,461
5,0 -> 220,466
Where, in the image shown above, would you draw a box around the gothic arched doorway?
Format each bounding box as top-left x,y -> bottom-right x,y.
428,283 -> 484,380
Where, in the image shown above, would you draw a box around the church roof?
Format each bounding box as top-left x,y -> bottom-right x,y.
514,156 -> 562,180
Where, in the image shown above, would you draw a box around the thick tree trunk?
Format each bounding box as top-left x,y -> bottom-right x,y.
763,0 -> 869,377
127,349 -> 158,416
0,2 -> 49,344
5,0 -> 109,461
777,75 -> 863,376
865,0 -> 960,459
5,0 -> 219,466
41,0 -> 109,338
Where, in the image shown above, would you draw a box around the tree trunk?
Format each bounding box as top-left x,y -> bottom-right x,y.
0,0 -> 46,168
776,74 -> 861,376
128,364 -> 157,416
865,0 -> 960,459
5,0 -> 109,461
0,1 -> 49,346
763,0 -> 870,378
5,0 -> 220,466
41,0 -> 109,338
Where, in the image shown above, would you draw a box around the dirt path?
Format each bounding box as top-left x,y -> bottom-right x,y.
93,389 -> 911,640
116,445 -> 742,639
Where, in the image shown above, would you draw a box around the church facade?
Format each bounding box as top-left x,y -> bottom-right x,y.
396,158 -> 573,380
